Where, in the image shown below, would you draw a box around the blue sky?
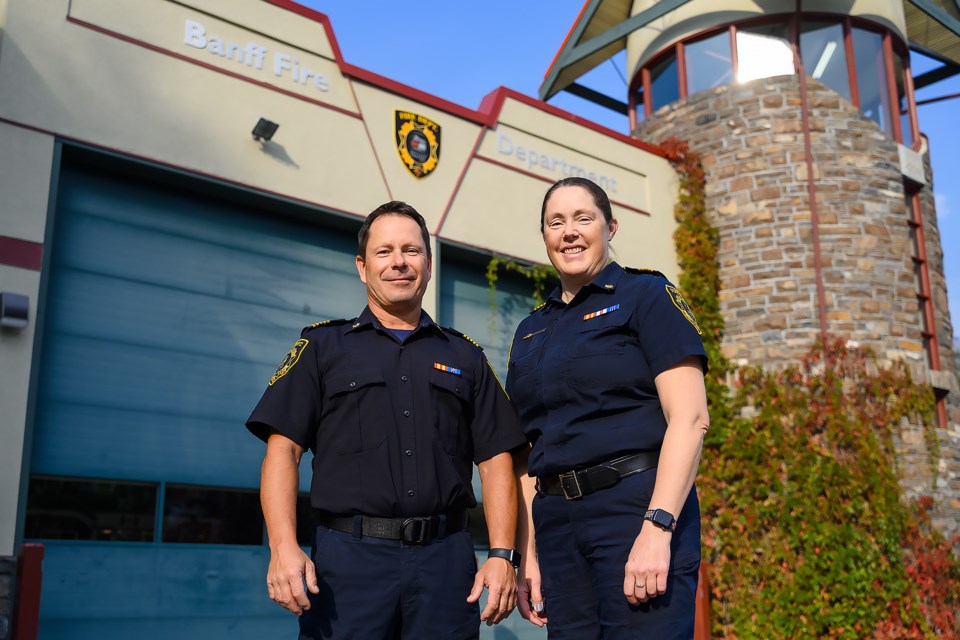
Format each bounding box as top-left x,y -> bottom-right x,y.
298,0 -> 960,343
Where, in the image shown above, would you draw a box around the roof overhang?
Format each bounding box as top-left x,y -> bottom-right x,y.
904,0 -> 960,66
541,0 -> 960,105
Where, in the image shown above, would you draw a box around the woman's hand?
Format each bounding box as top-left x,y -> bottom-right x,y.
623,523 -> 672,604
517,555 -> 548,627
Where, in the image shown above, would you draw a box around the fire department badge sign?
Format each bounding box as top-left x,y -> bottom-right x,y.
395,110 -> 441,179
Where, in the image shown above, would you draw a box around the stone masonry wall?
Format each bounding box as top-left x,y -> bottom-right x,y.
633,74 -> 960,535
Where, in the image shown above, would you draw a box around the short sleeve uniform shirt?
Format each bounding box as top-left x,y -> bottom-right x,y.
506,262 -> 708,478
247,306 -> 525,517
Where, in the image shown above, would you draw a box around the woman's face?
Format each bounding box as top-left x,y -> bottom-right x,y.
541,185 -> 618,290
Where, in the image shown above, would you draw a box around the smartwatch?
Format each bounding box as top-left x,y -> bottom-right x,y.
488,547 -> 521,569
643,508 -> 677,532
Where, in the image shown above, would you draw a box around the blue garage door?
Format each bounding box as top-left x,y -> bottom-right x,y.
27,154 -> 364,639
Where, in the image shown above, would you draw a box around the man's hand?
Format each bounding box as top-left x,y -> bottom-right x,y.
267,540 -> 319,615
467,557 -> 518,625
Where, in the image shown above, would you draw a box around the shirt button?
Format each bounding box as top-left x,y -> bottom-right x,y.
405,449 -> 413,457
349,381 -> 356,388
401,375 -> 408,382
400,345 -> 406,350
407,490 -> 415,497
403,410 -> 410,417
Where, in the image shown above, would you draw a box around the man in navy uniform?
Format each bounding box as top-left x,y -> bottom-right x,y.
246,201 -> 526,639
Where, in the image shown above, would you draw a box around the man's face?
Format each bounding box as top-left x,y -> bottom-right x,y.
356,214 -> 432,316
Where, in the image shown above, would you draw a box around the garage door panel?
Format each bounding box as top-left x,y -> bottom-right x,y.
52,206 -> 361,315
33,163 -> 358,488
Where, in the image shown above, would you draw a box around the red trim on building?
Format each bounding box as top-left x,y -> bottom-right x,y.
477,87 -> 667,157
0,235 -> 43,271
843,17 -> 860,108
340,62 -> 486,124
883,32 -> 903,143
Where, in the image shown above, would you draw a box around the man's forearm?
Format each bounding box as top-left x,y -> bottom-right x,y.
478,451 -> 518,549
261,434 -> 304,547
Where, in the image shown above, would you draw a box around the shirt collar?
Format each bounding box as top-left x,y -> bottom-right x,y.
348,306 -> 444,337
545,261 -> 623,308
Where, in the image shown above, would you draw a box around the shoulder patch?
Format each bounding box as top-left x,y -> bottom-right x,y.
442,326 -> 482,349
664,285 -> 703,336
625,267 -> 667,279
530,301 -> 547,314
269,339 -> 309,386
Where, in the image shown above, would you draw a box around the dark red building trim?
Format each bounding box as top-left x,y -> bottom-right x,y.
0,236 -> 43,271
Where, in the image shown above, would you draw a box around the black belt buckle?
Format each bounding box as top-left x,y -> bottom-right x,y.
559,470 -> 584,500
400,517 -> 433,544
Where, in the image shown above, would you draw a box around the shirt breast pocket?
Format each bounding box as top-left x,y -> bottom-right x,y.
325,367 -> 387,452
430,369 -> 471,456
572,312 -> 630,358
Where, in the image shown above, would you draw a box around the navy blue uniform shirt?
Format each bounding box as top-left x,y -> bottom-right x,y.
506,262 -> 708,478
247,306 -> 525,517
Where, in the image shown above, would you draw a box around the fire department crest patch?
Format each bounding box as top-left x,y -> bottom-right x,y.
395,110 -> 441,179
665,285 -> 702,336
269,339 -> 308,386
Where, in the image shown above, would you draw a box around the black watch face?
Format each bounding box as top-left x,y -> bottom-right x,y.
649,509 -> 674,529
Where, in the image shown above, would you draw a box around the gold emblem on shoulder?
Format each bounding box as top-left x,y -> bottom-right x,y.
665,285 -> 702,335
269,339 -> 309,386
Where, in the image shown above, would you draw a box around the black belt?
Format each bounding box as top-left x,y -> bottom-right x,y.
536,451 -> 660,500
316,509 -> 468,545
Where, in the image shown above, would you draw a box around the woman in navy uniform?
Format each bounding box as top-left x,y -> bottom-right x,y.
507,177 -> 709,639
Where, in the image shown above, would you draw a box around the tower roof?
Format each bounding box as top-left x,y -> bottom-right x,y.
541,0 -> 960,102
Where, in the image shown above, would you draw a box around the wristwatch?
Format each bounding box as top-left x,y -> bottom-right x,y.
488,548 -> 521,569
643,508 -> 677,532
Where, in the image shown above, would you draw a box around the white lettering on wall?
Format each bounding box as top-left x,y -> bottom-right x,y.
496,133 -> 618,193
183,19 -> 328,92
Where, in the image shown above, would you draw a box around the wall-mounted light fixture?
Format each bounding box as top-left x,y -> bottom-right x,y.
252,118 -> 279,142
0,292 -> 29,329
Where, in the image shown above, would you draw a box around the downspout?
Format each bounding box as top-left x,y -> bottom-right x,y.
793,2 -> 830,343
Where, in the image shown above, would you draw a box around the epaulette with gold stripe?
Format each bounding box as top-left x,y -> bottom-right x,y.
442,326 -> 483,349
529,301 -> 547,314
624,266 -> 667,279
302,318 -> 350,332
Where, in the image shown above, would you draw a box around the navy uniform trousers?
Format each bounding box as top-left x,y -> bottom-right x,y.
298,521 -> 480,640
532,472 -> 700,640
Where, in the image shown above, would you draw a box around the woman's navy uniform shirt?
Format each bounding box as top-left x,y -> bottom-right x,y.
506,262 -> 708,478
246,306 -> 526,518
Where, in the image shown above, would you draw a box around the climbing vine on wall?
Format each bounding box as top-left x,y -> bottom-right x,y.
484,256 -> 556,338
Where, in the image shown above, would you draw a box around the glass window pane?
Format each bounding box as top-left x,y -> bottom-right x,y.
686,31 -> 733,95
25,476 -> 157,542
736,23 -> 794,83
894,54 -> 913,146
852,27 -> 892,136
650,52 -> 679,112
162,484 -> 263,545
800,22 -> 850,102
633,86 -> 646,124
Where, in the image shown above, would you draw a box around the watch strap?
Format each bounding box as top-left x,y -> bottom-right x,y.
487,547 -> 521,568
